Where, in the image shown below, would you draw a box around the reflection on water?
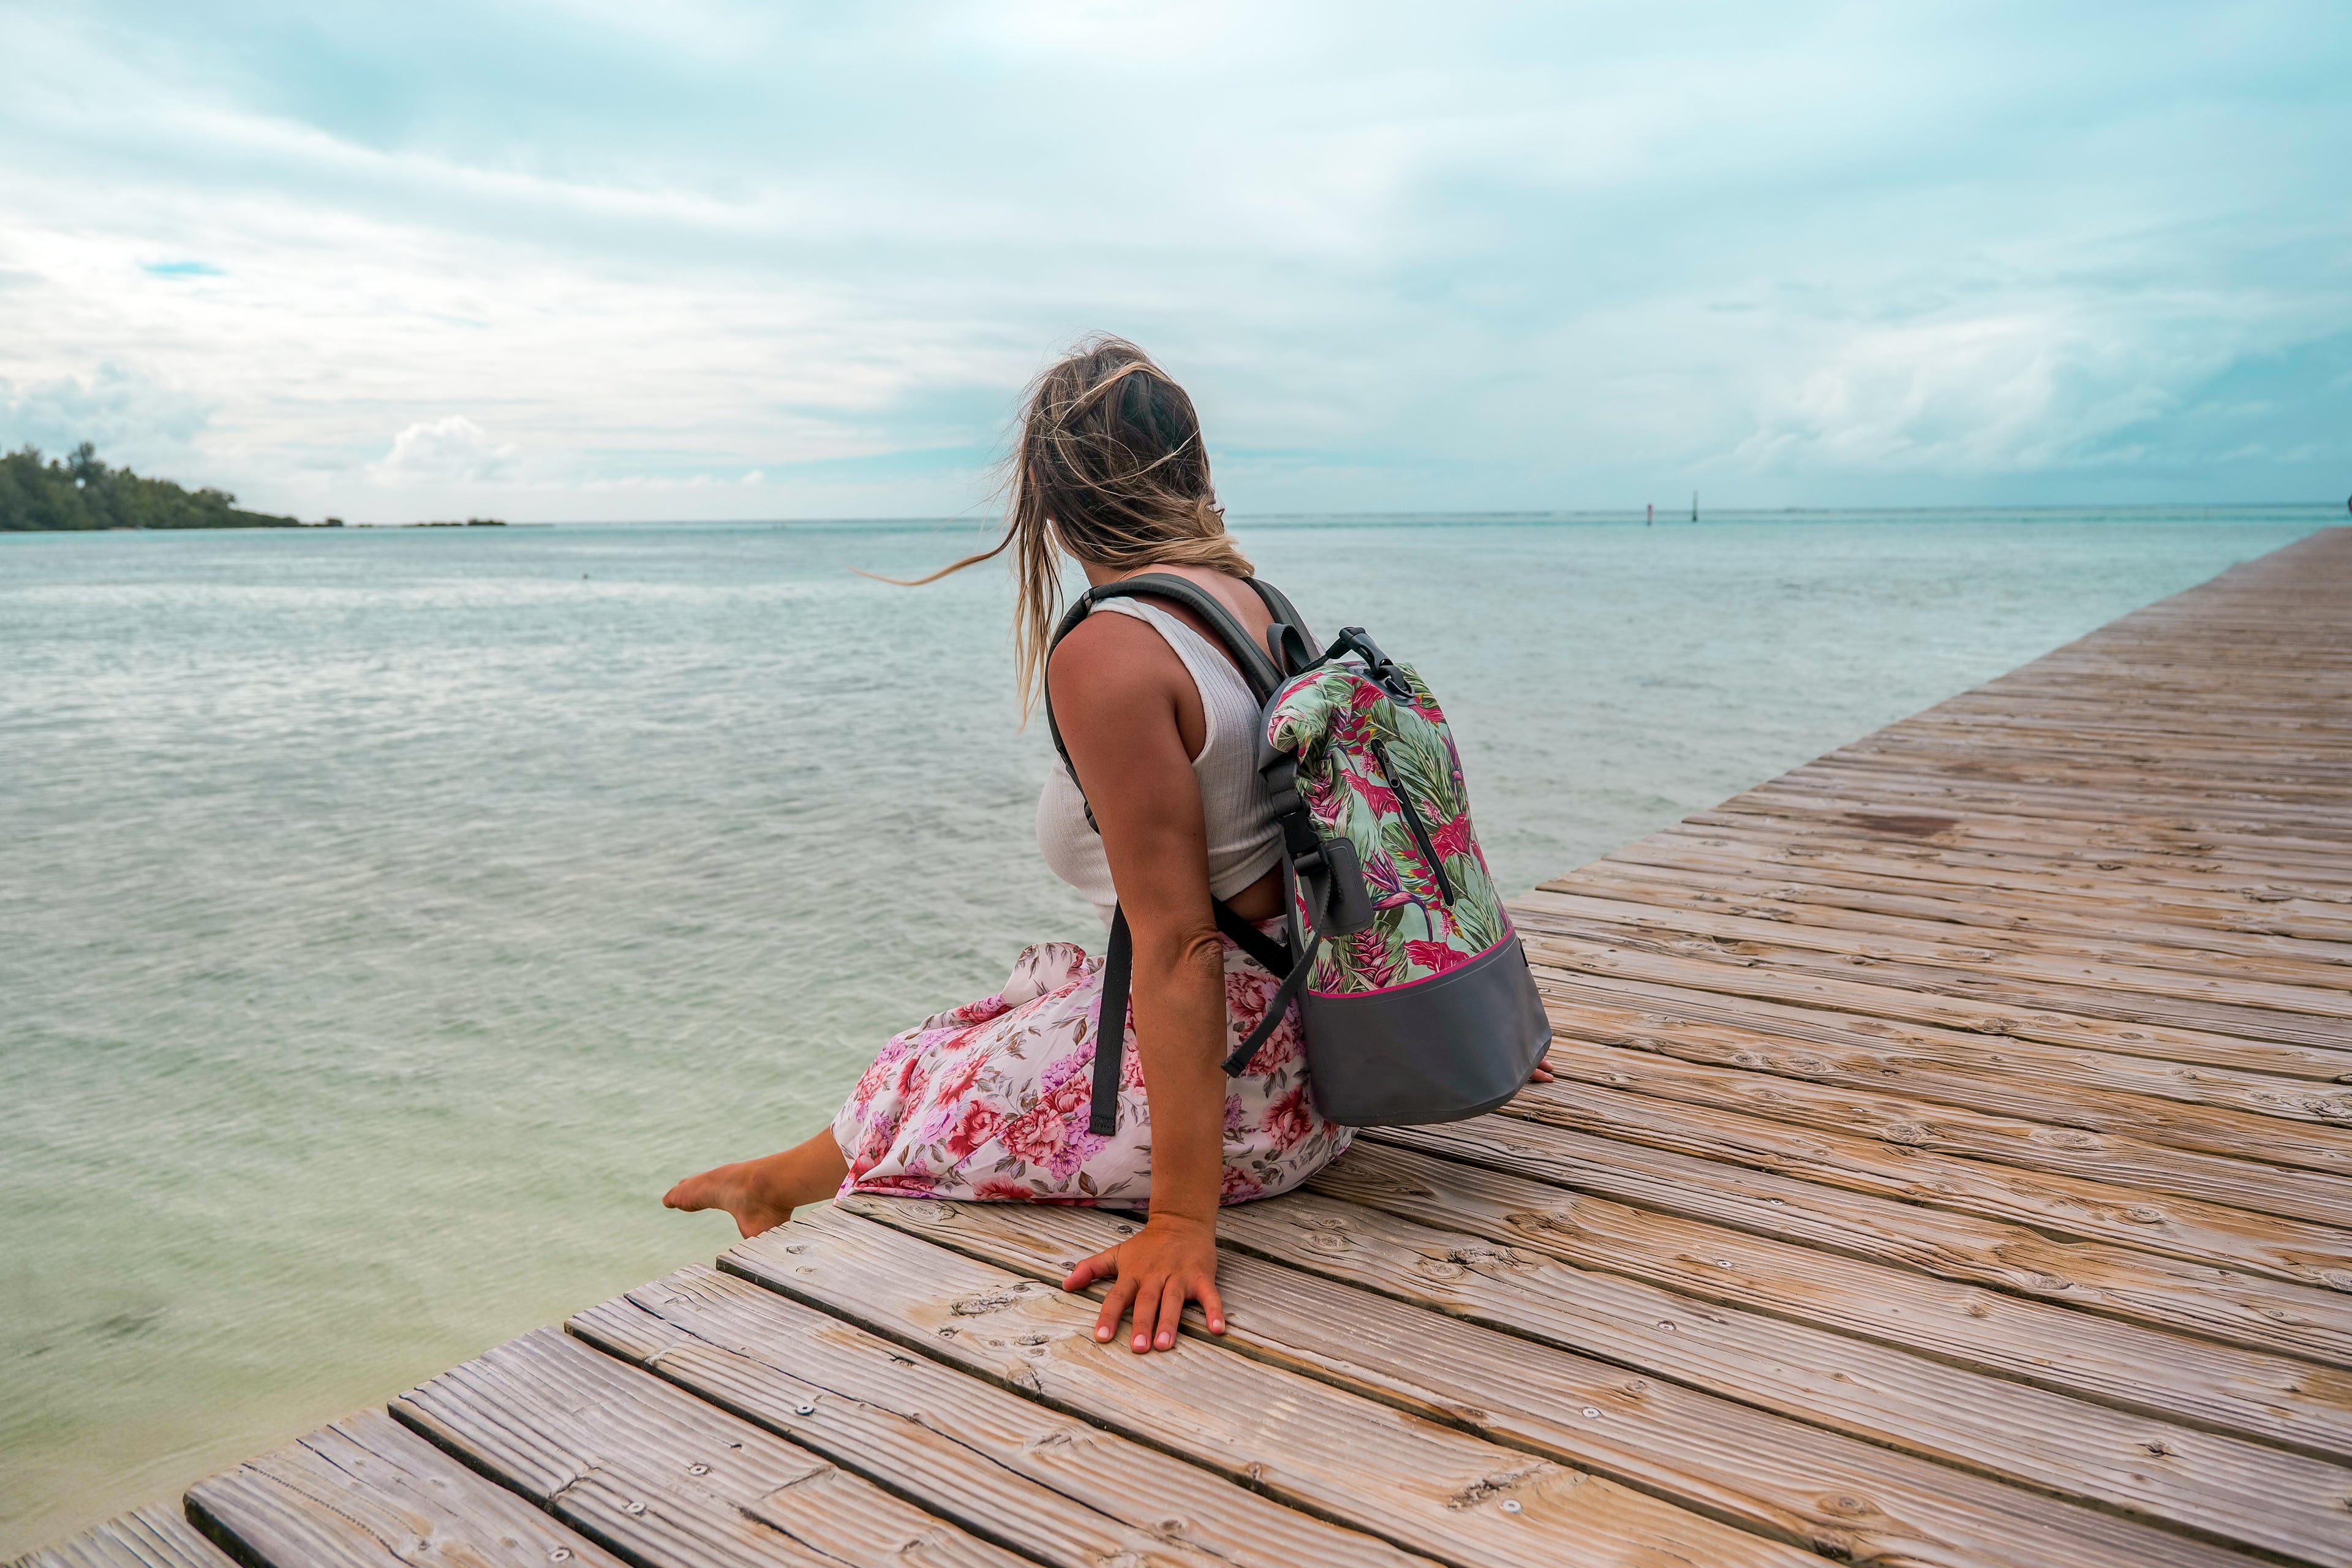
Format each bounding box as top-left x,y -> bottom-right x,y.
0,507 -> 2321,1549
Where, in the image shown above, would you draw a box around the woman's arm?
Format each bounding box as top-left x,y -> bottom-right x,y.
1046,609 -> 1231,1354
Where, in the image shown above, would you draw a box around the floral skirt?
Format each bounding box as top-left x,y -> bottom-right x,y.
832,920 -> 1353,1207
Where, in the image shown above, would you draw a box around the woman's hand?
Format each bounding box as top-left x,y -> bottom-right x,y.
1063,1213 -> 1226,1352
1529,1047 -> 1555,1085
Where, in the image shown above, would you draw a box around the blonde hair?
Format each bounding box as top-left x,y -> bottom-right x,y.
886,336 -> 1253,718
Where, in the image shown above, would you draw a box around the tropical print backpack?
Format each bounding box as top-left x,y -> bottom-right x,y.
1045,573 -> 1551,1129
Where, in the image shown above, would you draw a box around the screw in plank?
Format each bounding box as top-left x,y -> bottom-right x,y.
688,1464 -> 709,1476
550,1553 -> 571,1563
796,1403 -> 816,1416
1581,1407 -> 1600,1418
1500,1500 -> 1523,1515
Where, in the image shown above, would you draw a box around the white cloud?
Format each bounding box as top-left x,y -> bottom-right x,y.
368,417 -> 519,484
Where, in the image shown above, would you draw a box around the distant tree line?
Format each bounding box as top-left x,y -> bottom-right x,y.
1,442 -> 309,530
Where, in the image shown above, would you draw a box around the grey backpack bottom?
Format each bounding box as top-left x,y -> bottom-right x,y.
1301,934 -> 1553,1127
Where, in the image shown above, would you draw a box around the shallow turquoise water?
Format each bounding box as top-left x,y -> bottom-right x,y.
0,507 -> 2326,1549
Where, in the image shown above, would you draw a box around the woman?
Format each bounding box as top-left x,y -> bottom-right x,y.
666,337 -> 1542,1353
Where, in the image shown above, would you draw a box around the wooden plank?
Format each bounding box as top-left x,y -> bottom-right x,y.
1801,739 -> 2352,796
834,1194 -> 2321,1568
1521,911 -> 2352,1106
1521,923 -> 2352,1068
1823,739 -> 2352,794
1700,783 -> 2352,851
1486,1071 -> 2352,1290
568,1264 -> 1435,1568
724,1207 -> 1822,1568
1624,829 -> 2352,943
390,1326 -> 1026,1568
1368,1116 -> 2352,1368
1524,1036 -> 2352,1227
8,1509 -> 238,1568
1306,1139 -> 2352,1454
1886,707 -> 2352,758
1929,691 -> 2352,741
1517,887 -> 2352,1028
1513,967 -> 2352,1155
1596,834 -> 2352,951
1636,804 -> 2352,910
1554,861 -> 2352,996
182,1408 -> 624,1568
1790,755 -> 2352,820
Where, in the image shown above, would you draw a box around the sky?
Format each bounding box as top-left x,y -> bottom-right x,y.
1,1 -> 2346,522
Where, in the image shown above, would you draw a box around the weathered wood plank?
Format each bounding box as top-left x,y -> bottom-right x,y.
835,1195 -> 2324,1568
1521,929 -> 2352,1080
725,1207 -> 1823,1568
1522,1038 -> 2352,1227
1517,887 -> 2352,1028
1368,1116 -> 2352,1367
1793,751 -> 2352,816
1659,812 -> 2352,901
568,1264 -> 1435,1568
1613,831 -> 2352,944
1512,968 -> 2352,1153
1796,752 -> 2352,818
1709,789 -> 2352,886
390,1326 -> 1025,1568
1785,758 -> 2352,824
1553,861 -> 2352,997
1875,708 -> 2352,763
1731,761 -> 2352,832
1306,1139 -> 2352,1454
8,1509 -> 238,1568
1749,756 -> 2352,823
1485,1072 -> 2352,1289
1590,842 -> 2352,963
182,1408 -> 624,1568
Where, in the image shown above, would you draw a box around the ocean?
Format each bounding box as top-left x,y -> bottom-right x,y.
0,506 -> 2326,1550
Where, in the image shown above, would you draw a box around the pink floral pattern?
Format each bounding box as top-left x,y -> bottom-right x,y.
1263,661 -> 1514,994
834,922 -> 1352,1207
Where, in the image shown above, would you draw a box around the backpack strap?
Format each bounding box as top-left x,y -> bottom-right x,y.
1087,907 -> 1135,1137
1041,574 -> 1317,1135
1088,895 -> 1303,1136
1242,579 -> 1316,677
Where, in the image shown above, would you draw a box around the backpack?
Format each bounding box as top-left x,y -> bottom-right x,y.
1043,573 -> 1551,1131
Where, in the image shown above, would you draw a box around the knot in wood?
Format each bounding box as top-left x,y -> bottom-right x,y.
1879,1121 -> 1933,1145
950,1289 -> 1023,1316
907,1201 -> 955,1224
2038,1128 -> 2103,1150
2122,1205 -> 2166,1224
1819,1493 -> 1877,1518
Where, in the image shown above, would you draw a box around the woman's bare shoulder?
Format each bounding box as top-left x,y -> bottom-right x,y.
1047,606 -> 1189,708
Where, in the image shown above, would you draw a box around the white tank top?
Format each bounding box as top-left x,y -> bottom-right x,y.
1037,598 -> 1283,924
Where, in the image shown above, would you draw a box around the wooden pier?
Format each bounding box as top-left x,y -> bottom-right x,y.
20,527 -> 2351,1568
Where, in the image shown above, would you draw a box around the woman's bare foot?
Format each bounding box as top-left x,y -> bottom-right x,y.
663,1154 -> 801,1237
663,1128 -> 850,1238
